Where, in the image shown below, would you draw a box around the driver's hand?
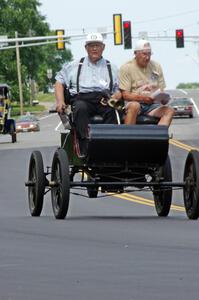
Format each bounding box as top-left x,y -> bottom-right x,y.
111,91 -> 122,100
56,102 -> 67,113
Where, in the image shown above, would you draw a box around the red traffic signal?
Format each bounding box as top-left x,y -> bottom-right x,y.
123,21 -> 132,49
176,29 -> 184,48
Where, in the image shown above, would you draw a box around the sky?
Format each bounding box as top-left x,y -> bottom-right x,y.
38,0 -> 199,89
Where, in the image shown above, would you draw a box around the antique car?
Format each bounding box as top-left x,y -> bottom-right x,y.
25,112 -> 199,221
0,83 -> 17,143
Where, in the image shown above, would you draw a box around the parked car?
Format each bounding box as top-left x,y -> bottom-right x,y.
170,97 -> 194,118
32,99 -> 39,106
16,114 -> 40,133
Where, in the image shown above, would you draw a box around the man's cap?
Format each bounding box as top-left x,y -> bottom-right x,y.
134,39 -> 152,51
85,33 -> 104,45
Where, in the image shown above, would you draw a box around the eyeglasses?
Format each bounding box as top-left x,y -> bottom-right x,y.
87,43 -> 103,49
140,51 -> 152,57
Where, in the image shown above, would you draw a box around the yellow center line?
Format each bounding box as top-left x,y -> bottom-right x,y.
169,139 -> 199,152
113,193 -> 155,207
112,193 -> 185,212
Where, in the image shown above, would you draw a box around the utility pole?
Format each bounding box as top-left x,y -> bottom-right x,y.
15,31 -> 23,115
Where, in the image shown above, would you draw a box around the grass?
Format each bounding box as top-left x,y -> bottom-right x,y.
11,92 -> 55,117
37,92 -> 55,102
11,104 -> 46,117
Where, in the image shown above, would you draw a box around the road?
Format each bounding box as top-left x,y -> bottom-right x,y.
0,90 -> 199,300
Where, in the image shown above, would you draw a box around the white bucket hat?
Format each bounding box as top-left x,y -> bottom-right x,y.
134,39 -> 151,51
85,33 -> 104,45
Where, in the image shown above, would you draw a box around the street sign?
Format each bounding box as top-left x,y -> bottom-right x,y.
47,69 -> 52,79
0,36 -> 8,47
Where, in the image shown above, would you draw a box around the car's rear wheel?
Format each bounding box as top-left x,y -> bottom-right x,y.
11,132 -> 17,143
9,121 -> 17,143
28,151 -> 45,216
153,155 -> 172,217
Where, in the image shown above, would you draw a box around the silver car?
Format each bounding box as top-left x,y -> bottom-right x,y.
170,97 -> 193,118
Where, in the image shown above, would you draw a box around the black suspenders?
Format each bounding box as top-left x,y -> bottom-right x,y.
76,57 -> 113,93
76,57 -> 84,93
105,60 -> 113,93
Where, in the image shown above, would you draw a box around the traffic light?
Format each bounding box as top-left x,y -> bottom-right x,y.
176,29 -> 184,48
113,14 -> 123,45
123,21 -> 132,49
56,29 -> 65,50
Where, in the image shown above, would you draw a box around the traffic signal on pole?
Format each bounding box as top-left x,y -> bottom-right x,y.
176,29 -> 184,48
56,29 -> 65,50
113,14 -> 123,45
123,21 -> 132,49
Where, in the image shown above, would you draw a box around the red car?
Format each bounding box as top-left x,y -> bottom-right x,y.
16,114 -> 40,132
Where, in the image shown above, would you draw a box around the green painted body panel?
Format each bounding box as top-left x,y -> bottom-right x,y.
60,130 -> 84,166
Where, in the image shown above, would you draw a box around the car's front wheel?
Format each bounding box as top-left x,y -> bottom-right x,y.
51,148 -> 70,219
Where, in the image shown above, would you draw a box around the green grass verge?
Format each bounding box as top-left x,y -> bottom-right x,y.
11,104 -> 46,117
37,92 -> 55,102
10,93 -> 55,117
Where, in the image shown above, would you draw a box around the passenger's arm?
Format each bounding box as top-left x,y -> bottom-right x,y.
55,81 -> 68,113
121,90 -> 154,104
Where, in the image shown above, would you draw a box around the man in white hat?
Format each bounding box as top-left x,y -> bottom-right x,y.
119,39 -> 174,125
55,32 -> 121,157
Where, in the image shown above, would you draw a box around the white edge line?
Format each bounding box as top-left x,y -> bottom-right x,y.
38,113 -> 63,131
55,122 -> 62,131
179,89 -> 188,95
40,114 -> 55,120
190,97 -> 199,116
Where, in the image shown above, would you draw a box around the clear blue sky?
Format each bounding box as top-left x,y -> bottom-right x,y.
39,0 -> 199,89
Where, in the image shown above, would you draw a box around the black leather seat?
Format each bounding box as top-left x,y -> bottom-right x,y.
90,113 -> 160,125
136,115 -> 160,125
90,115 -> 104,124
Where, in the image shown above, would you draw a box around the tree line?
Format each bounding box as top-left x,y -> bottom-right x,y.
176,82 -> 199,89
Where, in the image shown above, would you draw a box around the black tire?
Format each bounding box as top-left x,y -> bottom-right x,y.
183,150 -> 199,220
51,148 -> 70,219
87,188 -> 98,198
28,151 -> 45,216
9,121 -> 17,143
11,132 -> 17,143
87,175 -> 98,198
153,155 -> 172,217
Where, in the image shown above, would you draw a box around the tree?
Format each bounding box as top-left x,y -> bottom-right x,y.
176,82 -> 199,89
36,37 -> 73,93
0,0 -> 72,102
